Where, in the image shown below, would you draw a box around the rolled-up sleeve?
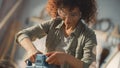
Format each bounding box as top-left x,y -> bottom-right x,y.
82,30 -> 97,67
15,19 -> 53,44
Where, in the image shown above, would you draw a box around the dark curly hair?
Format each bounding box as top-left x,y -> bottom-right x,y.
46,0 -> 97,24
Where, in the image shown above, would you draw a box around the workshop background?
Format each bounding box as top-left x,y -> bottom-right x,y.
0,0 -> 120,68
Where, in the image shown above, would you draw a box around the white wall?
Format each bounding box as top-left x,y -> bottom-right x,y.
97,0 -> 120,24
19,0 -> 47,27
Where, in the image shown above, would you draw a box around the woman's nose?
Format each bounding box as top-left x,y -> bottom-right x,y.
65,15 -> 71,23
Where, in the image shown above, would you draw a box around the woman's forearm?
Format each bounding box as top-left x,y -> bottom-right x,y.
66,54 -> 83,68
19,37 -> 37,53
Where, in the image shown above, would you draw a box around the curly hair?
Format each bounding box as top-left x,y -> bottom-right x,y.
46,0 -> 97,24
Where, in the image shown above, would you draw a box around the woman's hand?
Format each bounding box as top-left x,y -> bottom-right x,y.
45,51 -> 83,68
18,37 -> 43,63
45,51 -> 68,65
25,50 -> 42,63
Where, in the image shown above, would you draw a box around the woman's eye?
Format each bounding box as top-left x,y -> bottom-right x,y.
71,13 -> 76,16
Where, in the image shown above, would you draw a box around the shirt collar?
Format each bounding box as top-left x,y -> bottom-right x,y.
55,20 -> 64,29
71,20 -> 85,37
55,19 -> 86,37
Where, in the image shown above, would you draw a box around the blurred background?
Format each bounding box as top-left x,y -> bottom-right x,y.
0,0 -> 120,68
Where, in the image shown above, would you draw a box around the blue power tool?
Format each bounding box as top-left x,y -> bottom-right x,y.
26,54 -> 59,68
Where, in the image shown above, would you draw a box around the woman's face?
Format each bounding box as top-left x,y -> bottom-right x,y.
58,7 -> 81,26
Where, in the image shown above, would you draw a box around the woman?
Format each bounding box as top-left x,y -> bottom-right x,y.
15,0 -> 97,68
